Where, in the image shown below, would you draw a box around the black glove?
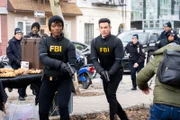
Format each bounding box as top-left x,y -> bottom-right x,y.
100,71 -> 110,83
60,62 -> 75,77
66,63 -> 75,77
15,59 -> 20,66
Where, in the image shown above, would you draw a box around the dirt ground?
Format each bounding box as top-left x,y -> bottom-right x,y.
70,107 -> 149,120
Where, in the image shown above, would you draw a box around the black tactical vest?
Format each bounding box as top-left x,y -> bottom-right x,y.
44,36 -> 69,76
94,35 -> 116,70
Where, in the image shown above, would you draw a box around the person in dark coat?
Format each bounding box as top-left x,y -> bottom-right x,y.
6,28 -> 22,69
25,22 -> 41,96
156,30 -> 180,49
157,22 -> 179,49
158,22 -> 172,41
125,34 -> 145,90
6,28 -> 27,101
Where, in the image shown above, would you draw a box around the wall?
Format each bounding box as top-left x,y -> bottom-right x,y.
0,0 -> 6,7
0,15 -> 8,55
0,0 -> 7,55
44,15 -> 77,41
75,0 -> 131,43
65,16 -> 77,40
76,7 -> 131,43
7,12 -> 35,40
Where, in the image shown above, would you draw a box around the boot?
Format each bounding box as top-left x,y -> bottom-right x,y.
117,111 -> 129,120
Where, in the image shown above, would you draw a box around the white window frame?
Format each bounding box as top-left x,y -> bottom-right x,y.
38,17 -> 46,25
0,15 -> 1,43
64,21 -> 71,39
84,23 -> 94,45
15,17 -> 34,35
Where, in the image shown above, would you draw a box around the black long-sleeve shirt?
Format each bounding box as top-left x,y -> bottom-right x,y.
125,41 -> 145,64
91,34 -> 124,75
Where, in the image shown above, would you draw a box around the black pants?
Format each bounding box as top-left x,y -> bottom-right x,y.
39,75 -> 73,120
11,64 -> 27,97
129,61 -> 144,88
18,87 -> 27,97
102,69 -> 128,120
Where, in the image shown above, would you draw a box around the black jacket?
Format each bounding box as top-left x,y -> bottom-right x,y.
156,37 -> 180,49
91,34 -> 124,75
6,37 -> 21,69
38,34 -> 76,76
27,32 -> 41,38
125,41 -> 145,64
158,30 -> 179,41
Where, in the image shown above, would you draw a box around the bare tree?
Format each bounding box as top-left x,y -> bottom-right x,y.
49,0 -> 65,21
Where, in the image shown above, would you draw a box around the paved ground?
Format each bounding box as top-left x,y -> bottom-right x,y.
72,74 -> 154,114
3,74 -> 155,119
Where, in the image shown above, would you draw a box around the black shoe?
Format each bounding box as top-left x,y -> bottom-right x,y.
8,88 -> 13,92
131,87 -> 137,90
18,96 -> 25,101
120,116 -> 129,120
32,89 -> 37,95
24,94 -> 27,97
118,111 -> 129,120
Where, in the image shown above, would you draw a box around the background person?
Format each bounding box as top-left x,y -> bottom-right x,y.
125,34 -> 145,90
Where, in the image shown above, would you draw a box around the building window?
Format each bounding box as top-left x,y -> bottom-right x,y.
38,17 -> 46,25
40,29 -> 45,35
16,20 -> 33,35
64,21 -> 71,39
84,23 -> 94,45
16,21 -> 33,35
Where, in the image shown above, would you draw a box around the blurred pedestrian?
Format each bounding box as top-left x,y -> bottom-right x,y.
125,34 -> 145,90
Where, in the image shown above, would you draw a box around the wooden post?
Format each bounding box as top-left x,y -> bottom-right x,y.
73,72 -> 80,95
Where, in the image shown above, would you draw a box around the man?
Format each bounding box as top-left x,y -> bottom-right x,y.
27,22 -> 41,38
91,18 -> 129,120
158,22 -> 172,40
136,43 -> 180,120
156,30 -> 179,49
156,22 -> 179,49
23,22 -> 41,97
6,28 -> 26,101
125,34 -> 145,90
38,15 -> 76,120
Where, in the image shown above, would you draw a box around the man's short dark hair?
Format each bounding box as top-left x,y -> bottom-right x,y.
98,18 -> 111,25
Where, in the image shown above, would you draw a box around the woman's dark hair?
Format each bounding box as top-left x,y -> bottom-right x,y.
98,18 -> 111,25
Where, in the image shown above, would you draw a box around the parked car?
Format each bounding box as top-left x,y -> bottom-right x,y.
117,30 -> 161,72
71,41 -> 91,63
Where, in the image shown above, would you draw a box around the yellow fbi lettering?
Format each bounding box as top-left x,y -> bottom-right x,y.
99,47 -> 110,53
50,45 -> 62,52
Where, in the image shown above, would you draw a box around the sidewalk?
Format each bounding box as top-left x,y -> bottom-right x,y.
5,75 -> 154,119
72,75 -> 154,115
